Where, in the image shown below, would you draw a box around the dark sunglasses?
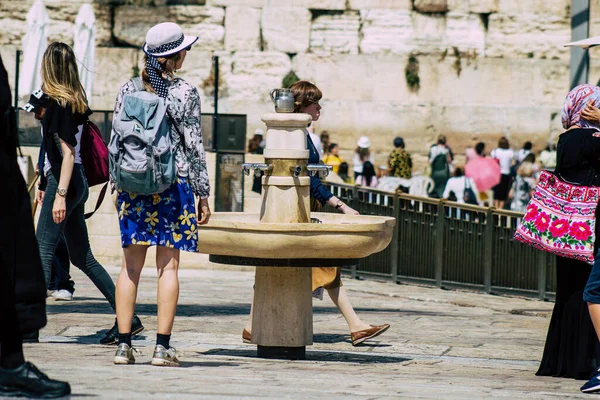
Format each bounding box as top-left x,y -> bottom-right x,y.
185,45 -> 192,51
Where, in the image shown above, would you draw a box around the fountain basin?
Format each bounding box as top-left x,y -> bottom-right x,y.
197,212 -> 395,259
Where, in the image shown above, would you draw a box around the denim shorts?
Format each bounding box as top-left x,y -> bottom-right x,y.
584,249 -> 600,304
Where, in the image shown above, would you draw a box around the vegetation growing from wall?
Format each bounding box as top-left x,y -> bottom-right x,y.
282,70 -> 301,88
405,54 -> 420,92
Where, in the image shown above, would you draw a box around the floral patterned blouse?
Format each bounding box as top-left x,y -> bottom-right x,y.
112,77 -> 210,198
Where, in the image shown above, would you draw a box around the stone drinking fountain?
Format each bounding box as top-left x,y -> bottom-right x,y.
197,111 -> 395,360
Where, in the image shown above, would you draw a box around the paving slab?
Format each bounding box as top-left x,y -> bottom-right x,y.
11,263 -> 586,400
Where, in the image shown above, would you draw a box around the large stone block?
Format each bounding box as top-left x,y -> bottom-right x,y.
114,5 -> 225,49
222,51 -> 292,102
413,0 -> 448,13
445,12 -> 485,54
448,0 -> 498,13
261,7 -> 311,53
348,0 -> 412,9
91,48 -> 141,110
310,12 -> 360,55
497,0 -> 570,17
225,6 -> 261,51
359,10 -> 413,55
0,0 -> 112,47
208,0 -> 267,6
486,13 -> 570,59
266,0 -> 346,8
410,12 -> 447,54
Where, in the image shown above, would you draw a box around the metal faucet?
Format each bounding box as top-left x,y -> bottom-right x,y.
242,163 -> 272,178
306,164 -> 332,178
290,165 -> 302,178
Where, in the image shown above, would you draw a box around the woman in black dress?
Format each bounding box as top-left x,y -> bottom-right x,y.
537,84 -> 600,380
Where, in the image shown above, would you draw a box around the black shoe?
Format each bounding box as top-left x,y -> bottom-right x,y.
0,362 -> 70,398
99,315 -> 144,345
22,331 -> 39,343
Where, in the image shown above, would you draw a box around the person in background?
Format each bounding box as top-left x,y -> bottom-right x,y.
320,131 -> 330,155
490,136 -> 515,209
539,143 -> 557,171
356,161 -> 378,188
0,53 -> 71,399
255,128 -> 266,151
337,161 -> 354,184
428,134 -> 453,198
322,143 -> 343,174
388,136 -> 412,179
508,161 -> 535,213
516,141 -> 533,163
442,167 -> 481,205
352,136 -> 374,180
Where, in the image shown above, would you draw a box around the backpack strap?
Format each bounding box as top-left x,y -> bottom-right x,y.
84,182 -> 108,219
132,76 -> 144,92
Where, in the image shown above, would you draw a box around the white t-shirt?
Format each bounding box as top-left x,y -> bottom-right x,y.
44,124 -> 83,175
490,148 -> 515,175
516,149 -> 531,163
443,176 -> 481,205
309,132 -> 323,158
352,152 -> 375,174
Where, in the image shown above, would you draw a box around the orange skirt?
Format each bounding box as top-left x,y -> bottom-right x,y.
311,199 -> 342,291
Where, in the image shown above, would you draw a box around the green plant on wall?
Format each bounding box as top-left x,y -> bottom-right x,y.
282,70 -> 301,88
452,47 -> 462,77
405,54 -> 420,92
132,65 -> 140,78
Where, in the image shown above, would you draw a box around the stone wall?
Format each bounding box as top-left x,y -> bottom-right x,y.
0,0 -> 579,170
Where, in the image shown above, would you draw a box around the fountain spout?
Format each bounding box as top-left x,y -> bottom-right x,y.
306,164 -> 332,178
242,163 -> 272,178
289,165 -> 303,178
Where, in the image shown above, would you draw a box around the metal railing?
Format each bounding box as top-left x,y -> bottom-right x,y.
323,183 -> 556,300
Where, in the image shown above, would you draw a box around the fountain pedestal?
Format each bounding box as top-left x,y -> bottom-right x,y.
252,113 -> 313,359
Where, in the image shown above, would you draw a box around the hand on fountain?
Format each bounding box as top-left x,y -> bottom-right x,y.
340,204 -> 359,215
198,198 -> 211,225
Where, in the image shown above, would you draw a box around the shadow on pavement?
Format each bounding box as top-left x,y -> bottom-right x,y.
201,348 -> 408,363
47,301 -> 441,317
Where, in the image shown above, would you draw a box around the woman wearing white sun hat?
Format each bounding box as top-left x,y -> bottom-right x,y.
111,22 -> 211,367
352,136 -> 374,180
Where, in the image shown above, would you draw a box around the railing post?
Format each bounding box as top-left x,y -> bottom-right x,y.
483,208 -> 494,293
537,251 -> 547,300
390,193 -> 399,282
434,199 -> 445,287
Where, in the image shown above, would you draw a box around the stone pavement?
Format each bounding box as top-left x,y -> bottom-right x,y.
13,258 -> 590,399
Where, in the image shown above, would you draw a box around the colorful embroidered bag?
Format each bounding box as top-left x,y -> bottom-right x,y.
513,170 -> 599,264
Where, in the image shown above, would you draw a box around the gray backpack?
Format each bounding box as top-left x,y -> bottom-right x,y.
109,77 -> 176,195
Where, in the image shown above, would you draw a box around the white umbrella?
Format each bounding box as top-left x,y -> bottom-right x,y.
73,3 -> 96,107
19,0 -> 50,98
564,35 -> 600,49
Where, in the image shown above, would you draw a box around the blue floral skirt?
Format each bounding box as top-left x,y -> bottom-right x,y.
117,177 -> 198,252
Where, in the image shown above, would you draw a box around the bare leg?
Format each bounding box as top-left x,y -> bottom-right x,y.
326,286 -> 371,332
156,246 -> 180,335
244,297 -> 254,333
116,245 -> 148,334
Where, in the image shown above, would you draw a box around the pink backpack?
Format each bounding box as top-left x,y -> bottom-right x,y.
80,120 -> 109,218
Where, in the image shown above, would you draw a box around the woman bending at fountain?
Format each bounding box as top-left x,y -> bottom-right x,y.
243,81 -> 389,346
111,22 -> 211,367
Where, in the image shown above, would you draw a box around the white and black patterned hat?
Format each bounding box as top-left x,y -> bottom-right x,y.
142,22 -> 198,57
21,89 -> 50,112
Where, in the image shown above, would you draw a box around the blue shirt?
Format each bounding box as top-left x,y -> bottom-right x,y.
307,133 -> 333,205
